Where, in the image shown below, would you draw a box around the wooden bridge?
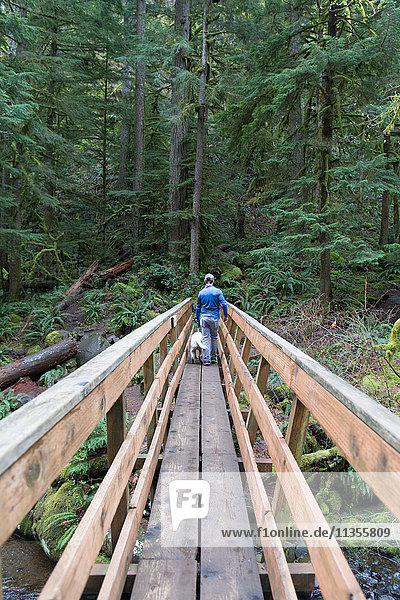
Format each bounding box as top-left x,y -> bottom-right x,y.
1,298 -> 400,599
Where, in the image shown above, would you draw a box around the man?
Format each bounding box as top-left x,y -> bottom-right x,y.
195,273 -> 228,366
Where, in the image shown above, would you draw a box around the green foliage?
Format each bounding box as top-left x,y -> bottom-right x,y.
63,418 -> 107,477
0,390 -> 21,420
24,310 -> 65,343
43,510 -> 80,553
39,365 -> 68,387
0,316 -> 18,341
385,319 -> 400,363
82,289 -> 107,324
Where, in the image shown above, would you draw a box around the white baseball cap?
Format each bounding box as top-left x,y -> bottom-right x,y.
204,273 -> 214,283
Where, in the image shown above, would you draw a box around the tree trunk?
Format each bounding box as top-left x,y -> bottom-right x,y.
168,0 -> 191,257
190,1 -> 209,274
288,0 -> 304,180
100,49 -> 109,242
61,260 -> 100,299
317,2 -> 337,305
379,134 -> 390,247
118,0 -> 134,190
8,5 -> 27,301
0,339 -> 78,389
133,0 -> 146,238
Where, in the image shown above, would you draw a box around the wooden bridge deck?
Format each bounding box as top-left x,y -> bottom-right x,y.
1,298 -> 400,600
132,362 -> 265,599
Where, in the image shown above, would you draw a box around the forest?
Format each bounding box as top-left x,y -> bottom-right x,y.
1,0 -> 400,406
1,0 -> 400,389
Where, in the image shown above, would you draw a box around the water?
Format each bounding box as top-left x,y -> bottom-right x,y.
311,550 -> 400,600
1,536 -> 53,600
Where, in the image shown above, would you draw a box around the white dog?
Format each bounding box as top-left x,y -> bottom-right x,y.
190,331 -> 207,363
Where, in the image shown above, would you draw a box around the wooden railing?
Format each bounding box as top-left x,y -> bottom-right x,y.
0,298 -> 192,599
218,302 -> 400,600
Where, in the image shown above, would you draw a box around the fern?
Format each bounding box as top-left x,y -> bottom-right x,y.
0,390 -> 21,420
63,418 -> 108,477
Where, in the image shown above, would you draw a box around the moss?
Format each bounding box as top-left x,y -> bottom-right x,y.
386,319 -> 400,362
96,554 -> 111,564
9,313 -> 23,324
45,331 -> 64,346
26,345 -> 42,356
18,511 -> 34,538
221,265 -> 243,284
300,446 -> 346,472
32,481 -> 80,560
144,309 -> 159,321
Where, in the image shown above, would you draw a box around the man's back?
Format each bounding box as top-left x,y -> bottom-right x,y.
196,284 -> 227,321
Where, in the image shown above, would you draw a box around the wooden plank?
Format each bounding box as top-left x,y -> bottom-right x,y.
107,393 -> 129,551
200,364 -> 264,600
38,317 -> 192,600
131,559 -> 197,600
228,306 -> 400,521
140,363 -> 201,563
96,343 -> 191,600
247,356 -> 270,446
201,365 -> 236,456
86,562 -> 315,595
220,319 -> 365,600
218,343 -> 297,600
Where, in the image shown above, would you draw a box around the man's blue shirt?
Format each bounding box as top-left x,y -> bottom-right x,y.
196,284 -> 228,322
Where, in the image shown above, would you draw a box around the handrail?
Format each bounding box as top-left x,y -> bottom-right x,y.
0,298 -> 192,547
227,303 -> 400,453
225,303 -> 400,522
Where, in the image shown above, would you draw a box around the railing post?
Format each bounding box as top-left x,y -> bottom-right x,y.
107,393 -> 128,551
229,325 -> 242,376
272,397 -> 310,526
170,316 -> 177,373
159,334 -> 169,404
246,356 -> 270,445
234,337 -> 252,398
143,351 -> 156,449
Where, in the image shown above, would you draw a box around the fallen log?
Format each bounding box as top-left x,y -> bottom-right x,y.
56,261 -> 100,312
99,258 -> 135,280
56,289 -> 84,313
0,339 -> 78,390
64,260 -> 100,298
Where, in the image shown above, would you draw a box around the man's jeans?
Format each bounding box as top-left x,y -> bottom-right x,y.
200,316 -> 219,362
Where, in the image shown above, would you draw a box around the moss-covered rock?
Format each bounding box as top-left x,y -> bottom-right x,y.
32,481 -> 80,560
45,331 -> 64,346
26,345 -> 42,356
144,309 -> 159,321
9,313 -> 23,324
220,265 -> 243,284
386,319 -> 400,362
